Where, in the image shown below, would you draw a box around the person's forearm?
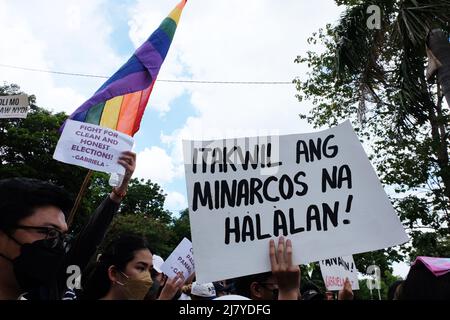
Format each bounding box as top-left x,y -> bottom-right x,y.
64,196 -> 119,268
109,177 -> 131,203
109,191 -> 124,203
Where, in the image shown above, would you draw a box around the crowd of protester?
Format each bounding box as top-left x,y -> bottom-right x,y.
1,152 -> 449,300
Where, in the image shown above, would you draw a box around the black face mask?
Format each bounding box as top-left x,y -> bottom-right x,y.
12,238 -> 66,291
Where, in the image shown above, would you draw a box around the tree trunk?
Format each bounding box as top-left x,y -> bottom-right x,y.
428,97 -> 450,228
427,29 -> 450,107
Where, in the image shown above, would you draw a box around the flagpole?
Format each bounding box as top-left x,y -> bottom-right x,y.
60,0 -> 187,228
67,170 -> 93,228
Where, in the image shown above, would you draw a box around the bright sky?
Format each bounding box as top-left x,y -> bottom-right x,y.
0,0 -> 411,278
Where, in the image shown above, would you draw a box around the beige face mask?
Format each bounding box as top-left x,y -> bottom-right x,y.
117,270 -> 153,300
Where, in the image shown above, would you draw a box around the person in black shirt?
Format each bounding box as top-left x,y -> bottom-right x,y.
0,151 -> 136,300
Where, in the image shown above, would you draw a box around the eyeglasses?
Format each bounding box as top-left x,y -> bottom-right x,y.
14,225 -> 70,249
258,282 -> 279,299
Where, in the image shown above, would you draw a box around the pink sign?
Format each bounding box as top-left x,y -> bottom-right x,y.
413,256 -> 450,276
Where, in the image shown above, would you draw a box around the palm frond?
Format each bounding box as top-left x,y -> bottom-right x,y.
394,0 -> 450,49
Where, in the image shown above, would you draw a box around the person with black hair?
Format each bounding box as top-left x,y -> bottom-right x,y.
234,271 -> 277,300
81,234 -> 154,300
213,280 -> 231,297
300,278 -> 353,300
144,254 -> 186,300
233,237 -> 300,300
387,279 -> 403,300
0,151 -> 136,300
300,281 -> 325,300
82,233 -> 185,300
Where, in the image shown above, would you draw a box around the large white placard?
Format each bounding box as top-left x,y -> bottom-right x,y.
183,120 -> 408,283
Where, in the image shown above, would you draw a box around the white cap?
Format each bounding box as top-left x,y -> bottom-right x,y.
178,293 -> 192,300
152,255 -> 164,273
191,282 -> 216,298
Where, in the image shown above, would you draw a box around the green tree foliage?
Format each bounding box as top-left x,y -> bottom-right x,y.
300,258 -> 401,300
120,178 -> 171,223
171,208 -> 191,242
0,83 -> 87,190
356,270 -> 402,300
0,83 -> 96,232
100,184 -> 189,257
104,214 -> 177,258
86,175 -> 173,223
0,83 -> 190,256
294,0 -> 450,270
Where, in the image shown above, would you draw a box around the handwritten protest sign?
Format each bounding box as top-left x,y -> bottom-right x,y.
0,94 -> 29,119
53,119 -> 133,174
160,238 -> 195,280
320,255 -> 359,291
182,120 -> 409,283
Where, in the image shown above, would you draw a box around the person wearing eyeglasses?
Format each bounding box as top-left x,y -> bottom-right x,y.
233,237 -> 301,300
234,272 -> 279,300
0,151 -> 136,300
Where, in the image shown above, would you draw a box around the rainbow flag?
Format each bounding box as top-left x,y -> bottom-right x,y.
66,0 -> 187,136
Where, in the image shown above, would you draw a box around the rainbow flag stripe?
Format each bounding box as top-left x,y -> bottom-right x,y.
67,0 -> 187,136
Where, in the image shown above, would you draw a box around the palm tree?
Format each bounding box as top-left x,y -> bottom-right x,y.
427,29 -> 450,107
332,0 -> 450,205
334,0 -> 449,118
294,0 -> 450,267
